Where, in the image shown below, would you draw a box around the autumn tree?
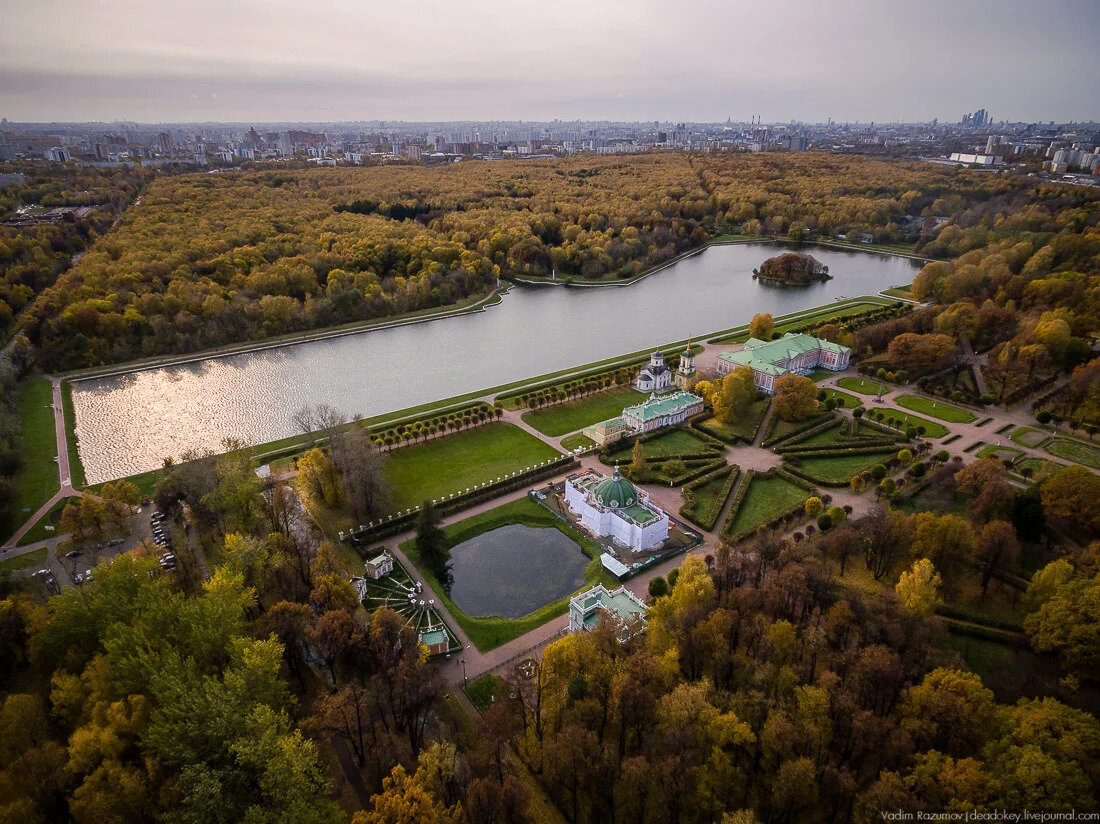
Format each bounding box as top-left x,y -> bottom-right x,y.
748,313 -> 774,341
415,501 -> 452,589
1040,465 -> 1100,533
714,365 -> 756,424
895,558 -> 941,615
772,374 -> 818,422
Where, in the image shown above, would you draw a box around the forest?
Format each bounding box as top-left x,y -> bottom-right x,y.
17,151 -> 1069,370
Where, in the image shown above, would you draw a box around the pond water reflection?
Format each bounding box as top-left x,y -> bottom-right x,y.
447,523 -> 589,619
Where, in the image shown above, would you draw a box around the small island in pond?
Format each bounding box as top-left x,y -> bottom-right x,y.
753,252 -> 832,284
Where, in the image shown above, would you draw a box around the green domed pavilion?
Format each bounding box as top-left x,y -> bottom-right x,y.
591,467 -> 637,509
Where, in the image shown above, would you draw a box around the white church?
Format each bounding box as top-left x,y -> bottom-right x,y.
564,467 -> 670,552
634,351 -> 673,392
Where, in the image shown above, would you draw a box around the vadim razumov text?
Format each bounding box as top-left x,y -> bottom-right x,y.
881,811 -> 1100,822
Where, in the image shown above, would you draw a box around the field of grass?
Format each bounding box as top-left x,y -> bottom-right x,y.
869,408 -> 949,438
385,423 -> 561,512
882,285 -> 914,300
795,452 -> 894,484
400,497 -> 612,652
977,444 -> 1024,463
0,547 -> 48,572
2,378 -> 59,542
684,468 -> 734,525
836,377 -> 888,396
464,674 -> 505,713
608,429 -> 720,462
1010,427 -> 1051,448
16,496 -> 79,546
822,388 -> 861,409
1044,437 -> 1100,470
1014,457 -> 1062,480
521,387 -> 646,437
560,433 -> 595,452
708,298 -> 890,345
725,475 -> 808,537
696,398 -> 770,442
895,395 -> 976,423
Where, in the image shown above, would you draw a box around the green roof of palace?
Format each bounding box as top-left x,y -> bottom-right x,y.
622,390 -> 702,423
592,468 -> 638,508
719,333 -> 850,375
576,586 -> 647,628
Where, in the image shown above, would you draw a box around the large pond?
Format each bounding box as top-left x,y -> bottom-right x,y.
447,523 -> 590,619
71,241 -> 920,482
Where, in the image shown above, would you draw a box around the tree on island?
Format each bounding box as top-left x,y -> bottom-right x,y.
415,501 -> 452,590
754,252 -> 831,285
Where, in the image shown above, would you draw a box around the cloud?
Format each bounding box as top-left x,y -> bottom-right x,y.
0,0 -> 1097,122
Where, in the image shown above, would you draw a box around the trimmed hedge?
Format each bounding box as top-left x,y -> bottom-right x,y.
762,413 -> 838,449
346,455 -> 579,543
629,457 -> 727,486
940,617 -> 1028,646
719,469 -> 755,537
598,423 -> 724,464
679,464 -> 741,530
776,439 -> 897,455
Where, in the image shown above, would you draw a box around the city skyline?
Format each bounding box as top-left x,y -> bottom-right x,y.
1,0 -> 1098,124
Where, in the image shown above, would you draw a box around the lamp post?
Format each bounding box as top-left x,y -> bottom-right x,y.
460,658 -> 467,687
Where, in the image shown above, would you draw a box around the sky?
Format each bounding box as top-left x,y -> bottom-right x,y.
1,0 -> 1097,124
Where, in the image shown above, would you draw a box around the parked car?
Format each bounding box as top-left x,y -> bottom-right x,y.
32,568 -> 51,578
64,549 -> 82,558
107,538 -> 124,547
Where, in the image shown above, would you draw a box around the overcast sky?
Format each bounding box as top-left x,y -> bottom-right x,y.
1,0 -> 1097,124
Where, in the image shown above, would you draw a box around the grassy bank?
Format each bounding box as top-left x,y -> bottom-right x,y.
385,423 -> 561,512
2,378 -> 59,542
521,387 -> 646,437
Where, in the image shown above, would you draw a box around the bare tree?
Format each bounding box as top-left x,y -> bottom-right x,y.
330,419 -> 394,521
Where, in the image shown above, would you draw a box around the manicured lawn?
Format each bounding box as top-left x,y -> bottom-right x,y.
837,377 -> 888,396
560,433 -> 595,452
822,388 -> 861,409
608,429 -> 721,462
867,408 -> 949,438
2,378 -> 59,542
464,674 -> 505,713
61,381 -> 86,489
400,497 -> 612,652
683,467 -> 734,525
1014,457 -> 1062,480
796,452 -> 894,484
882,285 -> 914,300
724,475 -> 808,538
978,444 -> 1024,463
1044,437 -> 1100,470
895,395 -> 976,423
385,423 -> 561,511
521,387 -> 646,437
1010,427 -> 1051,449
0,547 -> 48,572
16,496 -> 78,546
697,398 -> 770,442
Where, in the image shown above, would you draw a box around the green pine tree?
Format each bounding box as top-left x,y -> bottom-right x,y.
415,500 -> 452,590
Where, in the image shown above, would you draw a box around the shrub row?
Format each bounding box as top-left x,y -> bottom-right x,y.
855,416 -> 905,439
933,605 -> 1024,634
598,423 -> 723,464
939,617 -> 1028,646
762,413 -> 838,448
345,455 -> 579,543
679,465 -> 741,530
719,469 -> 755,537
629,457 -> 727,486
776,438 -> 896,455
692,419 -> 747,446
772,466 -> 821,493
